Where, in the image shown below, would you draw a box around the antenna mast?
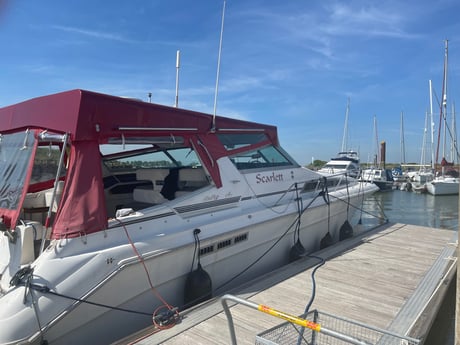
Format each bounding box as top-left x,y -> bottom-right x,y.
212,0 -> 226,131
174,50 -> 180,108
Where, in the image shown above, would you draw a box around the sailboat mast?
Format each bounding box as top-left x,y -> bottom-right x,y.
400,111 -> 406,165
429,79 -> 435,170
451,103 -> 457,163
435,39 -> 448,166
420,110 -> 428,172
443,40 -> 449,160
341,98 -> 350,152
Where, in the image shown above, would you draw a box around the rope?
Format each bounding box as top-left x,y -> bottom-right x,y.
214,187 -> 325,294
328,191 -> 388,224
115,218 -> 179,329
296,255 -> 326,345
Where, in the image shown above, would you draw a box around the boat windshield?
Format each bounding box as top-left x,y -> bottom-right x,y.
216,132 -> 298,170
230,145 -> 297,170
324,164 -> 348,169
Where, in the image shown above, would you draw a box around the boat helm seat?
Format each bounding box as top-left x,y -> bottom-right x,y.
135,168 -> 170,191
133,168 -> 171,204
160,168 -> 180,200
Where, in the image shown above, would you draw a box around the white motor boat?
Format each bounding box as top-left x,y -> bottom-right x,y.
359,168 -> 394,191
425,173 -> 459,195
0,90 -> 378,345
318,151 -> 361,178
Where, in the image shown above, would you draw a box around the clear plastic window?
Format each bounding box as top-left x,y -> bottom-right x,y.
217,133 -> 268,150
102,145 -> 202,172
0,131 -> 36,210
230,145 -> 297,170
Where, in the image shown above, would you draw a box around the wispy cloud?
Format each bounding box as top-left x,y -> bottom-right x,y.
51,25 -> 136,43
240,2 -> 419,61
324,3 -> 419,39
50,24 -> 206,48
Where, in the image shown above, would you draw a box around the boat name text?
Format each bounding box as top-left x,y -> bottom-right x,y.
256,172 -> 284,184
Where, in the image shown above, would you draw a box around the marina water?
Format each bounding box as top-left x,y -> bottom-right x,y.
357,189 -> 457,345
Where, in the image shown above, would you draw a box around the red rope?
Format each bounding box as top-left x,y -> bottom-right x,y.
115,219 -> 179,329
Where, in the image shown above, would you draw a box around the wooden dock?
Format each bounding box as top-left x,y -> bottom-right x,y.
115,223 -> 457,345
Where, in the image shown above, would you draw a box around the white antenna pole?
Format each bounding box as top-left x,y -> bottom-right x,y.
174,50 -> 180,108
212,0 -> 226,131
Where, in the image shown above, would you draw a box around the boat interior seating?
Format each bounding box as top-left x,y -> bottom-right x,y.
177,168 -> 209,192
22,181 -> 64,223
132,167 -> 209,204
132,168 -> 170,204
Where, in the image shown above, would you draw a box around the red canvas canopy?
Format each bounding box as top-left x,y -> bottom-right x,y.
0,89 -> 277,142
0,89 -> 278,238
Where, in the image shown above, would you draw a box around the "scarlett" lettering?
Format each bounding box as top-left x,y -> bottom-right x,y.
256,172 -> 284,184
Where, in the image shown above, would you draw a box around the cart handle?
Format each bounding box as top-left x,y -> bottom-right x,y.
220,294 -> 373,345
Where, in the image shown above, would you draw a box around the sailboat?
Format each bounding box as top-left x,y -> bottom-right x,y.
359,116 -> 394,191
404,102 -> 435,192
426,40 -> 459,195
392,112 -> 407,184
318,98 -> 361,179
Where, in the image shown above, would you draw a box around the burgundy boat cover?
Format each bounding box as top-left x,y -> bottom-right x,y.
0,90 -> 277,238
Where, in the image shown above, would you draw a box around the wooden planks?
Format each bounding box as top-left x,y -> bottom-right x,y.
115,223 -> 457,345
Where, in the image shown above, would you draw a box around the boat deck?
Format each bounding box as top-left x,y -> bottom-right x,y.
114,222 -> 457,345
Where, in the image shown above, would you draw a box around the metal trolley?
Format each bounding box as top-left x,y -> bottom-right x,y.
221,295 -> 420,345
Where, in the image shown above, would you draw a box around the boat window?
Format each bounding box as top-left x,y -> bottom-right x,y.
324,164 -> 348,169
102,145 -> 202,172
31,144 -> 67,184
100,144 -> 208,215
0,131 -> 37,210
230,145 -> 297,170
302,180 -> 319,192
217,133 -> 268,150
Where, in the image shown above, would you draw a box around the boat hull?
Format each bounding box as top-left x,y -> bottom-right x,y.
0,182 -> 377,345
426,177 -> 459,195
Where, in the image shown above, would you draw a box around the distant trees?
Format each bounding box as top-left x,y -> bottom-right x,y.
306,159 -> 326,170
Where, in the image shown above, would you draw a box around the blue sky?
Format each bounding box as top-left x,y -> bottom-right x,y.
0,1 -> 459,165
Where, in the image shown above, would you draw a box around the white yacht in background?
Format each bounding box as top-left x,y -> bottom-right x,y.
0,90 -> 378,345
318,99 -> 361,179
318,151 -> 361,178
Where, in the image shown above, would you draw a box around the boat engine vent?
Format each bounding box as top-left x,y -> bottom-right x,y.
200,245 -> 214,256
234,233 -> 248,243
199,232 -> 249,257
217,239 -> 232,249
